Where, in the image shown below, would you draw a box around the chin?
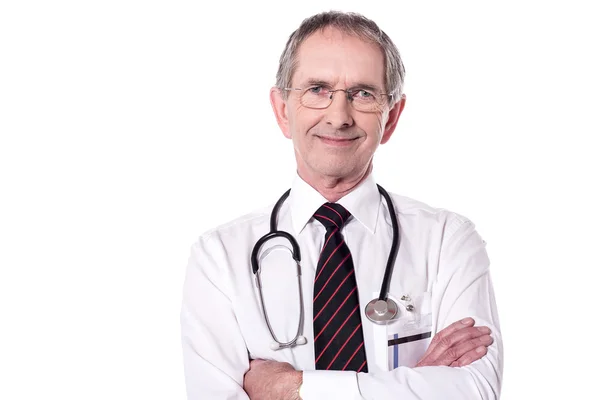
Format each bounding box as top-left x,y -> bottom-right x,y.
314,163 -> 356,179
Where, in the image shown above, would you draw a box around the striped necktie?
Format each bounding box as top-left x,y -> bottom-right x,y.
312,202 -> 368,372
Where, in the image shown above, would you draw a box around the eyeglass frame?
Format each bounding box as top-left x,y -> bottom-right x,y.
281,86 -> 396,112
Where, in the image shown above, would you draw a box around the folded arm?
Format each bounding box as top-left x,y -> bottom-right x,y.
182,218 -> 503,400
299,218 -> 503,399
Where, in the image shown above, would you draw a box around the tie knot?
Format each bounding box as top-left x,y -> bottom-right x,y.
313,203 -> 351,230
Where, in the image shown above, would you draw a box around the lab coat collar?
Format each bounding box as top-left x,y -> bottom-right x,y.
289,171 -> 381,235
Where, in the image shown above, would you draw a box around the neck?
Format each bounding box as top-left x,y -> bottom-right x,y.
297,163 -> 373,203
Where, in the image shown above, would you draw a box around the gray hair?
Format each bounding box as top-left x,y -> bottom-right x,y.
275,11 -> 406,104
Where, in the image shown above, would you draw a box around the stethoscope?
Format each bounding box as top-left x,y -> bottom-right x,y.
251,184 -> 406,351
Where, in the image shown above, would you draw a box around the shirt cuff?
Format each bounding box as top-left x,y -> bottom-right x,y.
301,370 -> 360,400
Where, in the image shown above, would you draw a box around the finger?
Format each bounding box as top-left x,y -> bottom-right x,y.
438,334 -> 493,365
437,318 -> 476,339
453,326 -> 492,346
450,344 -> 489,367
428,327 -> 490,362
423,326 -> 490,364
420,318 -> 475,360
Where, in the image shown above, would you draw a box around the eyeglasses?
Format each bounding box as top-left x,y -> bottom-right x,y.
282,86 -> 393,112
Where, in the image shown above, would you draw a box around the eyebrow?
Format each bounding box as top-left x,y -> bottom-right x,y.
302,78 -> 383,93
349,83 -> 381,93
304,79 -> 333,88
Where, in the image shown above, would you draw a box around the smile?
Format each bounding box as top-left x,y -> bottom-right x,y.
316,136 -> 359,146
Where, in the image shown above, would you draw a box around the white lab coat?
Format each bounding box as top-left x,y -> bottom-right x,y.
181,172 -> 503,399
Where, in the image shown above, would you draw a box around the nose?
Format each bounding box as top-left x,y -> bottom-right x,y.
324,90 -> 354,129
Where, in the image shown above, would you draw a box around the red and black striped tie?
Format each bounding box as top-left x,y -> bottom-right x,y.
312,202 -> 368,372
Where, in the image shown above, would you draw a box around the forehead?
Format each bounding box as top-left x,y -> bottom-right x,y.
292,27 -> 385,88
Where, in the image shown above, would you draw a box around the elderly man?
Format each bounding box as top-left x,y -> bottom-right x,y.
181,11 -> 503,400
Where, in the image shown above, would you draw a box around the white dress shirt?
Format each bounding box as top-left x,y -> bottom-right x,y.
180,171 -> 503,399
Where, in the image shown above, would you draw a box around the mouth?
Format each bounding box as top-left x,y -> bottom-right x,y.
316,135 -> 360,147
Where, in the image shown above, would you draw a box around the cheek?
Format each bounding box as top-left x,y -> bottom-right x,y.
371,112 -> 386,132
289,108 -> 322,136
357,114 -> 385,142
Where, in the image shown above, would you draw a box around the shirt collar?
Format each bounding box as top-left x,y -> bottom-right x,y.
289,171 -> 381,235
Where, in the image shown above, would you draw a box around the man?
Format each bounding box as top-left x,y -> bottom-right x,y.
181,11 -> 503,400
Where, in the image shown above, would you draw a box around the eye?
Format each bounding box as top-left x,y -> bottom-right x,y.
307,86 -> 326,95
356,89 -> 374,98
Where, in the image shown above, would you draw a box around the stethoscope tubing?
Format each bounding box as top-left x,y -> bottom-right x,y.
376,184 -> 400,302
254,256 -> 305,349
251,184 -> 401,348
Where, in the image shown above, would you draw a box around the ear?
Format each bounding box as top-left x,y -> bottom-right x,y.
380,94 -> 406,145
270,87 -> 291,139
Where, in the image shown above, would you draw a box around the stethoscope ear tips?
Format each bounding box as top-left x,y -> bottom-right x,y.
270,342 -> 281,351
296,336 -> 307,345
270,335 -> 307,351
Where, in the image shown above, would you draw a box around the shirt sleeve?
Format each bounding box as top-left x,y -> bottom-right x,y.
301,217 -> 504,400
180,235 -> 250,400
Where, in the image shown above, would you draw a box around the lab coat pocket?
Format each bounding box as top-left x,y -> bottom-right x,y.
385,292 -> 433,369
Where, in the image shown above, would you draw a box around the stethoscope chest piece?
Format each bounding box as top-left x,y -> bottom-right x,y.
365,298 -> 398,324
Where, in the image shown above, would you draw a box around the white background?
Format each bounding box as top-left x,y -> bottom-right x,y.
1,0 -> 598,399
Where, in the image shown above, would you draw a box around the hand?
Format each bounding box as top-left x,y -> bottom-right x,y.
243,359 -> 303,400
416,317 -> 493,368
